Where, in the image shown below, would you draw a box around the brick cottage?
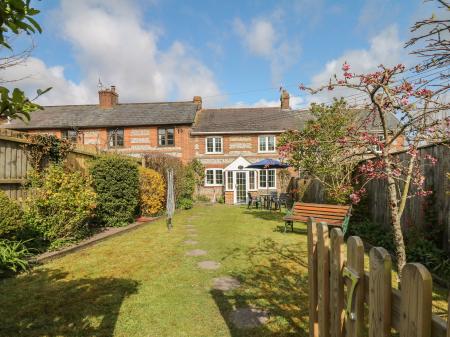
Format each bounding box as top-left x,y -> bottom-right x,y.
3,86 -> 402,204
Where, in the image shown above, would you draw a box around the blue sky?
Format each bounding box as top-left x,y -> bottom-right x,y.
2,0 -> 444,107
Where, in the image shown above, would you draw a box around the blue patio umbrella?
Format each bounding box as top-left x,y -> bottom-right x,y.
246,158 -> 289,169
246,159 -> 290,202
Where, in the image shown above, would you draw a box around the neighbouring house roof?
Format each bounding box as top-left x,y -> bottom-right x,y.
191,107 -> 401,134
191,107 -> 313,134
2,102 -> 199,130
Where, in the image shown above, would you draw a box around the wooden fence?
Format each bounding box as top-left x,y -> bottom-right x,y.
0,128 -> 99,200
307,218 -> 449,337
301,143 -> 450,253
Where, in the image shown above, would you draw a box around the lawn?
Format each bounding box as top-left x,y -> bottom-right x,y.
0,204 -> 447,337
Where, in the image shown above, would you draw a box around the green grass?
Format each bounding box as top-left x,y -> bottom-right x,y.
0,204 -> 447,337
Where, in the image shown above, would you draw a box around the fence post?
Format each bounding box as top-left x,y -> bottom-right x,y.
368,247 -> 392,337
308,217 -> 319,337
317,222 -> 330,337
400,263 -> 432,337
330,228 -> 344,337
345,236 -> 365,337
447,293 -> 449,337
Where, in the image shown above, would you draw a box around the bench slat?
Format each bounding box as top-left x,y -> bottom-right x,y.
287,215 -> 344,222
294,202 -> 350,210
284,215 -> 343,226
294,206 -> 350,215
294,210 -> 348,219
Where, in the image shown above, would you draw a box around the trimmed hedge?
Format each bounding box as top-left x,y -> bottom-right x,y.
23,165 -> 97,242
139,167 -> 165,216
90,155 -> 140,226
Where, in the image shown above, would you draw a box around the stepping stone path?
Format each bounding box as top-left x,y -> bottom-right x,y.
184,240 -> 198,245
187,233 -> 198,237
212,276 -> 241,291
185,225 -> 195,228
197,260 -> 220,270
229,308 -> 269,329
185,249 -> 207,256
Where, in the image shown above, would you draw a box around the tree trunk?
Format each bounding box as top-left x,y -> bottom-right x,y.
386,172 -> 407,282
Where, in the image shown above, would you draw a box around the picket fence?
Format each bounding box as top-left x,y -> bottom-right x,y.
307,218 -> 449,337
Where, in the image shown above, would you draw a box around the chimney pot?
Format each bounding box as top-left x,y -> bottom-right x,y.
280,89 -> 290,109
99,85 -> 119,109
193,96 -> 202,110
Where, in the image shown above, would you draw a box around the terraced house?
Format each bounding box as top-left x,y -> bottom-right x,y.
3,87 -> 401,204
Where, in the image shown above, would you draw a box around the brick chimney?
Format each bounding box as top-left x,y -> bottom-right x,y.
280,89 -> 290,109
99,85 -> 119,109
193,96 -> 202,110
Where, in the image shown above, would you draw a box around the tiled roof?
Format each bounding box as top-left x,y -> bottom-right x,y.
191,107 -> 313,134
191,107 -> 400,134
4,102 -> 199,129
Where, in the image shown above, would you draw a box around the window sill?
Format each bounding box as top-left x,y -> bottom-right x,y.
205,152 -> 224,155
258,151 -> 277,154
204,184 -> 224,187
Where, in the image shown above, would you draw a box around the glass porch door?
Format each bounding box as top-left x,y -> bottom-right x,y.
235,171 -> 247,204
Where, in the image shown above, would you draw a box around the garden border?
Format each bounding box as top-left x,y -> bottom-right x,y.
32,216 -> 161,264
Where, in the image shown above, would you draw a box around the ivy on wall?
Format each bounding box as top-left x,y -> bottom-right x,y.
23,134 -> 73,171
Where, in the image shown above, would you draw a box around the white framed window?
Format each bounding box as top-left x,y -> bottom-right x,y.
205,136 -> 223,154
258,135 -> 276,153
259,169 -> 276,189
249,171 -> 256,190
373,134 -> 384,153
205,169 -> 224,186
226,171 -> 233,190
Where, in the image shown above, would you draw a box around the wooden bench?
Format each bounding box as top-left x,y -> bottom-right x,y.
283,202 -> 352,234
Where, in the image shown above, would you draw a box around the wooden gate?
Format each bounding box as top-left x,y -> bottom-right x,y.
307,218 -> 449,337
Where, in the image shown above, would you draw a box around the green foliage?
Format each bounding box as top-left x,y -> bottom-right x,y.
0,0 -> 42,49
0,239 -> 30,276
24,134 -> 73,171
0,0 -> 51,121
90,155 -> 140,226
216,195 -> 225,204
349,220 -> 450,280
278,99 -> 358,204
0,190 -> 24,240
139,167 -> 165,216
144,154 -> 196,205
188,159 -> 205,193
23,165 -> 97,241
177,198 -> 194,210
196,194 -> 211,202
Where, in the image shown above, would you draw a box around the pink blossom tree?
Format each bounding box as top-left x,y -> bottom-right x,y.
298,61 -> 449,278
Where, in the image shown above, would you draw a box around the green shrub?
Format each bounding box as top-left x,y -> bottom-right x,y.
196,194 -> 211,202
139,167 -> 165,216
90,155 -> 140,226
0,239 -> 31,276
144,154 -> 183,202
216,195 -> 225,204
24,165 -> 97,241
347,220 -> 395,252
177,198 -> 194,210
0,191 -> 24,240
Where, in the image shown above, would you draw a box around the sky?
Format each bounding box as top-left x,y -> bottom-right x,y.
0,0 -> 446,108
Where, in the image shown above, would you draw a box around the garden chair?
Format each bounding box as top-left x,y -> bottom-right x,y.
272,193 -> 289,211
247,192 -> 260,209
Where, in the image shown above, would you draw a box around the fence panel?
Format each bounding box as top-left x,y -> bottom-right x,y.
308,218 -> 319,337
400,263 -> 432,337
317,223 -> 330,337
307,217 -> 448,337
368,247 -> 391,337
330,228 -> 344,337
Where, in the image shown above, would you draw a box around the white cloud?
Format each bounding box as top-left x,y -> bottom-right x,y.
233,17 -> 301,85
233,18 -> 277,57
307,25 -> 408,105
2,0 -> 221,106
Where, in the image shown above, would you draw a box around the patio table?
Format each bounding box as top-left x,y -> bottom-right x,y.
259,194 -> 271,209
